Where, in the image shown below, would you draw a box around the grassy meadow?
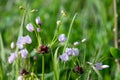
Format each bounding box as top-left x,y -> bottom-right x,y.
0,0 -> 120,80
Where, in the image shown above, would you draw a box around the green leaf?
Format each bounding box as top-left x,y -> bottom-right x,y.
110,47 -> 120,59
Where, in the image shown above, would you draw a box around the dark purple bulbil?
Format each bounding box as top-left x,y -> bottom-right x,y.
73,65 -> 84,74
38,45 -> 49,54
21,69 -> 29,75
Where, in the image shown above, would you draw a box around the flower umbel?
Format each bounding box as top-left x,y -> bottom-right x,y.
16,35 -> 32,49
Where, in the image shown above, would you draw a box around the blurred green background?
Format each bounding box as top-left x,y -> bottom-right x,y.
0,0 -> 120,80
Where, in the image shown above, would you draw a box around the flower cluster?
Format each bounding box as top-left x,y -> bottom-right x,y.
16,35 -> 32,49
8,16 -> 43,64
59,48 -> 79,62
26,16 -> 42,33
16,35 -> 32,59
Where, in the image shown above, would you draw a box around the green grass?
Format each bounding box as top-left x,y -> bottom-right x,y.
0,0 -> 120,80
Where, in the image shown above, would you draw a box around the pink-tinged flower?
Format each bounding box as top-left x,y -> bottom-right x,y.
8,53 -> 17,64
35,16 -> 42,25
73,41 -> 79,46
19,48 -> 28,58
59,53 -> 69,62
26,23 -> 34,32
73,48 -> 79,56
10,41 -> 15,49
58,34 -> 66,42
66,48 -> 74,56
94,63 -> 109,70
37,27 -> 41,32
24,35 -> 32,44
16,35 -> 32,49
18,76 -> 23,80
16,36 -> 25,49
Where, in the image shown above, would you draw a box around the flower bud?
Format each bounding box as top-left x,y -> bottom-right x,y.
56,20 -> 61,26
35,16 -> 42,25
81,38 -> 86,43
10,42 -> 15,49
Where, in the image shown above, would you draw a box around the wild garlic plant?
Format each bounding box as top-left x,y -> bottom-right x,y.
4,8 -> 109,80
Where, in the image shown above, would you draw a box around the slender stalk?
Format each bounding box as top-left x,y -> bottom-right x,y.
113,0 -> 118,48
83,43 -> 86,67
63,13 -> 77,53
113,0 -> 120,71
42,55 -> 44,80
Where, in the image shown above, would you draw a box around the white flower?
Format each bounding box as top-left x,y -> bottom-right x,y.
95,63 -> 109,70
18,76 -> 23,80
26,23 -> 34,32
58,34 -> 67,42
19,48 -> 28,58
10,42 -> 15,49
35,16 -> 42,25
8,53 -> 17,64
59,53 -> 69,62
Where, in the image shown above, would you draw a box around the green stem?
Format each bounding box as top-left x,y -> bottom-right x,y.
83,43 -> 86,67
42,55 -> 44,80
63,13 -> 77,53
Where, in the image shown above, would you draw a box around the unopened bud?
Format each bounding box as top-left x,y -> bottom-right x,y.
61,10 -> 66,16
10,42 -> 15,49
35,16 -> 42,25
56,20 -> 61,26
81,38 -> 86,43
31,9 -> 38,13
